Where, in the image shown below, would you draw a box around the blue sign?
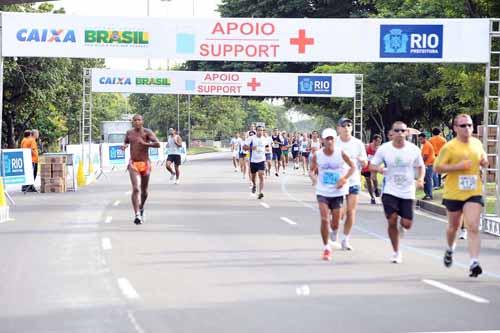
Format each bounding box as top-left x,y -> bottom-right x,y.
109,145 -> 125,165
297,76 -> 332,95
3,151 -> 26,184
380,24 -> 443,58
149,147 -> 159,161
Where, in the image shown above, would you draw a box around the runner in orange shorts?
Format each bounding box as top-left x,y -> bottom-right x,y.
122,114 -> 160,225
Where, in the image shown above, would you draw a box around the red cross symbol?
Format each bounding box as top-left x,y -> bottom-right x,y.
247,78 -> 261,91
290,29 -> 314,54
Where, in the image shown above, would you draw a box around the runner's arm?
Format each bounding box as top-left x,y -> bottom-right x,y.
146,130 -> 161,148
309,152 -> 318,185
341,150 -> 356,181
121,131 -> 130,150
433,147 -> 470,173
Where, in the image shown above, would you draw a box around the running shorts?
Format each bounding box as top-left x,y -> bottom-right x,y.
167,154 -> 182,166
382,194 -> 414,220
129,160 -> 151,176
316,195 -> 344,210
442,196 -> 484,212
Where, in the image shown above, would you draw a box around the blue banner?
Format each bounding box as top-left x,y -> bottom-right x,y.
380,24 -> 443,59
109,145 -> 126,165
2,151 -> 26,185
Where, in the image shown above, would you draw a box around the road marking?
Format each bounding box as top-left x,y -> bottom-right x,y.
104,216 -> 113,224
296,285 -> 310,296
127,310 -> 146,333
260,202 -> 270,209
101,238 -> 112,250
125,191 -> 132,195
281,217 -> 297,225
117,278 -> 140,299
113,200 -> 120,207
422,279 -> 489,304
412,331 -> 500,333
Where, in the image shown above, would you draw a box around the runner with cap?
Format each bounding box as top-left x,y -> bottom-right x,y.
122,114 -> 160,225
334,117 -> 368,250
370,121 -> 424,263
310,128 -> 355,261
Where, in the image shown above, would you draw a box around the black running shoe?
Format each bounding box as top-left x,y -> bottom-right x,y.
370,198 -> 376,205
469,262 -> 483,278
134,215 -> 142,225
375,189 -> 381,197
251,185 -> 256,194
443,249 -> 453,268
140,209 -> 145,223
275,172 -> 279,177
258,193 -> 264,199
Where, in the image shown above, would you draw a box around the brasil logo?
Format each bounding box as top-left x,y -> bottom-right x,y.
85,30 -> 149,46
136,77 -> 171,86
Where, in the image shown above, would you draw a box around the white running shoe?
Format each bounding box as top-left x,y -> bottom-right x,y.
174,179 -> 180,185
170,173 -> 175,181
391,252 -> 403,264
459,229 -> 468,240
234,168 -> 238,172
341,239 -> 353,251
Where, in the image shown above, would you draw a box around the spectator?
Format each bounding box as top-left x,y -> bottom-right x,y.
429,127 -> 447,188
20,129 -> 39,192
418,133 -> 435,200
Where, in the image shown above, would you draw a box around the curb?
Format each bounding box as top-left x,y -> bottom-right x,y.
416,199 -> 447,216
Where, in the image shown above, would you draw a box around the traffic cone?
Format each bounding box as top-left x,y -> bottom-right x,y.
77,160 -> 86,187
0,177 -> 7,207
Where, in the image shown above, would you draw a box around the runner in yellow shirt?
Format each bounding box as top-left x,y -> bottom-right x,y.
434,114 -> 489,277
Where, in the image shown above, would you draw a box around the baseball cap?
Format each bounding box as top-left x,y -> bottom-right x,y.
321,128 -> 337,139
337,117 -> 353,126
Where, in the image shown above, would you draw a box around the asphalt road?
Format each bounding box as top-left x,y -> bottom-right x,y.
2,153 -> 500,333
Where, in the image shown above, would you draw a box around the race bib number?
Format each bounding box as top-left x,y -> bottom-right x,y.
459,175 -> 477,191
322,171 -> 340,185
392,174 -> 408,188
293,146 -> 299,152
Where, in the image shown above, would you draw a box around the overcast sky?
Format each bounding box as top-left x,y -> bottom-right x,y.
51,0 -> 222,69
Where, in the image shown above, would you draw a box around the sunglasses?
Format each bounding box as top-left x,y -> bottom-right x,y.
458,123 -> 473,128
393,128 -> 407,133
341,123 -> 352,127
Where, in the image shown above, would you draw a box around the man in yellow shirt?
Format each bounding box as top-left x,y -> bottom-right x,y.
434,114 -> 488,278
418,133 -> 435,200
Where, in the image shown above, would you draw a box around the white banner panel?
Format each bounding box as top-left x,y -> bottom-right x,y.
91,69 -> 356,98
2,13 -> 490,63
2,149 -> 35,191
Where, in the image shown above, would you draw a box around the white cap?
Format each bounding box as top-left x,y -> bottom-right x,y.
321,128 -> 337,139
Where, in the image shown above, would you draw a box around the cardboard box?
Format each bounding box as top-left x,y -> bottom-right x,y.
51,163 -> 66,172
39,156 -> 67,164
52,170 -> 67,178
42,184 -> 65,193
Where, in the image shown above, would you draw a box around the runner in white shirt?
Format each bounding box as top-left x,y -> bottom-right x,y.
310,128 -> 355,261
370,121 -> 425,264
230,132 -> 240,172
300,132 -> 310,175
244,126 -> 267,199
334,117 -> 368,250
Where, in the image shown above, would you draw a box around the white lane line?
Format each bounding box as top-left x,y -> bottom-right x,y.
104,216 -> 113,224
296,285 -> 310,296
101,238 -> 112,250
117,278 -> 140,299
127,310 -> 146,333
281,217 -> 297,225
422,279 -> 489,304
113,200 -> 120,207
260,202 -> 270,209
125,190 -> 132,195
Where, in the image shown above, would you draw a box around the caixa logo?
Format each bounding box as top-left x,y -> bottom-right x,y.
99,77 -> 132,85
16,29 -> 76,43
297,76 -> 332,95
380,25 -> 443,58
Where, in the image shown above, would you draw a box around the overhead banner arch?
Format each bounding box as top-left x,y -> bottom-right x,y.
91,69 -> 356,98
2,12 -> 489,63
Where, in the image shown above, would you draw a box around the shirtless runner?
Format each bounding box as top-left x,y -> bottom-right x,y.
122,114 -> 160,225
